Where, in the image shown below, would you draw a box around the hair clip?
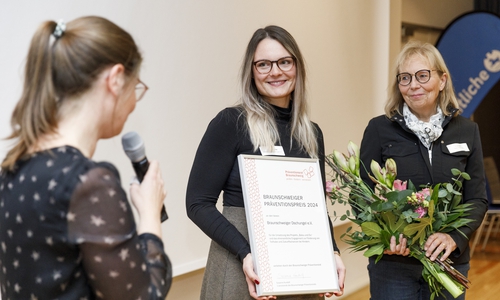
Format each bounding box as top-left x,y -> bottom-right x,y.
53,19 -> 66,39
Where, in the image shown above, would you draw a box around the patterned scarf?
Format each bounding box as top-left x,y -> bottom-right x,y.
403,103 -> 444,149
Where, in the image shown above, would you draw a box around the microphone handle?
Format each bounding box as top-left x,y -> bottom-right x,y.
132,158 -> 169,222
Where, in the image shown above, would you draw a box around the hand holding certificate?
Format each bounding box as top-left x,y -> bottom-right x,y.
238,155 -> 340,297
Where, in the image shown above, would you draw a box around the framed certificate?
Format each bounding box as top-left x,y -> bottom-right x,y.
238,154 -> 339,296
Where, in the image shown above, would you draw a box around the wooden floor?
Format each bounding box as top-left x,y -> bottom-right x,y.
342,231 -> 500,300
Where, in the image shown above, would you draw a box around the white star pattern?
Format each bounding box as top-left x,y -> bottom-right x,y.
0,146 -> 170,298
119,248 -> 129,261
79,175 -> 87,183
90,215 -> 106,227
119,201 -> 128,212
109,270 -> 119,278
53,270 -> 62,281
48,179 -> 57,190
46,159 -> 54,167
67,212 -> 76,222
32,251 -> 40,261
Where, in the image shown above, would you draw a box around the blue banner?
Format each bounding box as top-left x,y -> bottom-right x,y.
436,12 -> 500,118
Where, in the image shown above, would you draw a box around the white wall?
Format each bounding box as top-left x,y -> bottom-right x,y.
402,0 -> 473,29
0,0 -> 386,276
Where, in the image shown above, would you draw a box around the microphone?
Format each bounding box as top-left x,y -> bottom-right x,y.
121,131 -> 168,222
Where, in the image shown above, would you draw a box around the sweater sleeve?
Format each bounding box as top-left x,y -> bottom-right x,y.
68,164 -> 171,299
186,108 -> 252,262
360,117 -> 383,190
448,121 -> 488,257
315,124 -> 339,252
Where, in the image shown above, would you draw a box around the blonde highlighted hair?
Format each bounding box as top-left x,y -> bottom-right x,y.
385,41 -> 460,118
239,25 -> 318,158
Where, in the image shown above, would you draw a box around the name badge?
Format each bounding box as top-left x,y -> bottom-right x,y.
446,143 -> 469,153
259,146 -> 285,156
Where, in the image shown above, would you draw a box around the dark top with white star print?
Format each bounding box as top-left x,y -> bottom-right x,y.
0,146 -> 171,299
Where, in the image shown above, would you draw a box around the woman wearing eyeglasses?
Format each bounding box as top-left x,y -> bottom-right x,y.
359,41 -> 487,300
0,16 -> 171,299
186,25 -> 346,300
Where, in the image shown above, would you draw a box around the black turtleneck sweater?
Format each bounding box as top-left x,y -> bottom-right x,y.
186,105 -> 338,262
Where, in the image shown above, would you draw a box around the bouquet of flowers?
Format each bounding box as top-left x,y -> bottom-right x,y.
326,141 -> 473,299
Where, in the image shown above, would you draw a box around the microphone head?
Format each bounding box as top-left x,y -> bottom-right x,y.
121,131 -> 146,162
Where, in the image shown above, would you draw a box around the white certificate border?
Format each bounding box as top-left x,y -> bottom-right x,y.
238,154 -> 338,296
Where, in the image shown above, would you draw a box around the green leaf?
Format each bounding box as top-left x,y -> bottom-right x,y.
363,243 -> 385,257
451,168 -> 461,176
438,188 -> 449,198
407,180 -> 417,192
380,211 -> 397,232
356,238 -> 382,246
446,183 -> 454,193
392,217 -> 409,233
403,217 -> 432,245
361,222 -> 382,237
380,230 -> 392,248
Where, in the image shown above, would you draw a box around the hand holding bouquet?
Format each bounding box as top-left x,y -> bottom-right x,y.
326,141 -> 473,299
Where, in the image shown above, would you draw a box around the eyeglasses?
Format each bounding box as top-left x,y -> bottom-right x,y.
253,56 -> 295,74
396,69 -> 436,86
135,79 -> 149,102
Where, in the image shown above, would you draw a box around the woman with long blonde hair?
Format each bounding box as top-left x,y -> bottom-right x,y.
186,25 -> 345,300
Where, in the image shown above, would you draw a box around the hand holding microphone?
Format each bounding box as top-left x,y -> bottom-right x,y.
122,131 -> 168,222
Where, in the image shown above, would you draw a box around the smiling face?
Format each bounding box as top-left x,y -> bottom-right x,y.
398,54 -> 447,121
252,38 -> 296,108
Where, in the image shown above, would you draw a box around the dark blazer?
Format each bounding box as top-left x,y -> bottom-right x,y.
360,111 -> 488,265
